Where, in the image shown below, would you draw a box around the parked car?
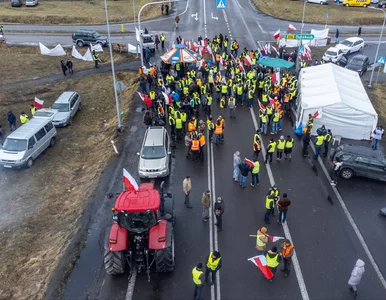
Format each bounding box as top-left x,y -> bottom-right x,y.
33,108 -> 59,121
306,0 -> 330,4
378,1 -> 386,6
372,0 -> 380,4
11,0 -> 23,7
137,126 -> 171,178
323,47 -> 345,63
345,54 -> 371,76
335,37 -> 365,55
330,144 -> 386,182
26,0 -> 38,6
380,207 -> 386,216
0,118 -> 57,168
50,92 -> 81,127
342,0 -> 371,6
72,30 -> 108,47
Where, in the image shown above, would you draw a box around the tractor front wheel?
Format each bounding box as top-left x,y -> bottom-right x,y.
104,249 -> 126,275
155,237 -> 175,272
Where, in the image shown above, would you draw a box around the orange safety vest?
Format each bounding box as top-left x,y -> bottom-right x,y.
188,121 -> 196,132
214,124 -> 223,135
281,244 -> 295,257
191,139 -> 200,151
199,135 -> 206,147
220,118 -> 225,128
216,54 -> 220,62
139,67 -> 143,75
284,95 -> 290,103
253,141 -> 261,151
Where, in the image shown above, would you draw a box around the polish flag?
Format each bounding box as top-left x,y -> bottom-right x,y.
243,55 -> 253,67
248,255 -> 274,280
312,109 -> 322,119
34,97 -> 44,109
238,63 -> 245,73
268,235 -> 285,242
245,158 -> 254,167
219,55 -> 224,66
162,92 -> 172,105
271,72 -> 280,84
273,29 -> 280,40
266,43 -> 271,54
212,73 -> 217,89
230,54 -> 237,63
288,24 -> 296,31
123,168 -> 139,192
206,45 -> 213,54
136,92 -> 145,101
271,45 -> 279,56
200,39 -> 208,47
258,100 -> 266,112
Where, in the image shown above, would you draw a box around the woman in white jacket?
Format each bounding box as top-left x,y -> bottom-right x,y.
348,259 -> 365,295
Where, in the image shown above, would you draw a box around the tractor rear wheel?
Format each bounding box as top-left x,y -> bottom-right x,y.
155,236 -> 175,272
104,249 -> 126,275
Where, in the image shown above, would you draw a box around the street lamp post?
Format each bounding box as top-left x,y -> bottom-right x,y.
367,7 -> 386,89
132,0 -> 136,25
104,0 -> 122,129
295,0 -> 307,73
137,0 -> 186,67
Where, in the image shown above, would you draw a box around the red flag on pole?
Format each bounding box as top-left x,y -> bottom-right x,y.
268,235 -> 285,243
248,255 -> 274,280
123,168 -> 139,192
34,97 -> 44,109
245,158 -> 254,167
258,100 -> 266,112
136,92 -> 145,101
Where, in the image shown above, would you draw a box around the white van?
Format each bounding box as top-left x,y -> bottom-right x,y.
0,118 -> 57,168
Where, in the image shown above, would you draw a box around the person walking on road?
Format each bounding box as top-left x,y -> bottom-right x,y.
255,227 -> 269,255
205,251 -> 222,285
160,33 -> 166,49
358,26 -> 362,37
253,139 -> 261,161
268,185 -> 280,216
323,129 -> 333,157
214,197 -> 225,232
335,29 -> 340,43
233,151 -> 241,182
276,135 -> 285,161
277,193 -> 291,225
372,125 -> 384,150
348,259 -> 365,296
183,176 -> 193,208
284,135 -> 294,160
250,159 -> 260,187
280,241 -> 295,278
314,133 -> 324,160
175,16 -> 180,29
239,159 -> 251,188
201,190 -> 211,222
331,156 -> 343,186
302,129 -> 311,157
264,246 -> 282,281
265,138 -> 276,164
192,263 -> 205,300
264,194 -> 276,224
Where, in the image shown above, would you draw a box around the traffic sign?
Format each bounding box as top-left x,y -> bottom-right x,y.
116,81 -> 126,92
286,34 -> 315,40
299,46 -> 305,54
216,0 -> 226,10
326,12 -> 329,19
377,56 -> 386,64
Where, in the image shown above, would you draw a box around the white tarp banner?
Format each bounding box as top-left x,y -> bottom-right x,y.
279,39 -> 311,48
71,46 -> 93,61
311,38 -> 328,47
39,43 -> 66,56
311,28 -> 329,39
90,43 -> 104,53
128,43 -> 139,54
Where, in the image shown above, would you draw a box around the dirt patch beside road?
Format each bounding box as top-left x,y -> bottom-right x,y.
0,45 -> 130,85
0,0 -> 162,25
368,83 -> 386,125
0,72 -> 139,300
252,0 -> 386,25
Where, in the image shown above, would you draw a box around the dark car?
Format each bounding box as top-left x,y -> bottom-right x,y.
330,144 -> 386,182
11,0 -> 23,7
345,55 -> 371,76
72,30 -> 108,47
378,1 -> 386,7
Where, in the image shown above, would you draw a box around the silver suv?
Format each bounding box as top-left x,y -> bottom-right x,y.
138,127 -> 171,178
50,92 -> 81,127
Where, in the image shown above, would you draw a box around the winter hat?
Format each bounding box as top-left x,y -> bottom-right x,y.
280,135 -> 284,140
260,227 -> 267,233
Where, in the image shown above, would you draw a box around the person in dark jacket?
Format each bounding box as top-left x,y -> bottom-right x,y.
8,110 -> 16,131
143,110 -> 152,127
277,193 -> 291,224
214,197 -> 224,232
239,159 -> 251,188
205,251 -> 222,284
264,246 -> 282,281
335,29 -> 339,43
60,60 -> 67,76
302,130 -> 311,157
66,59 -> 74,74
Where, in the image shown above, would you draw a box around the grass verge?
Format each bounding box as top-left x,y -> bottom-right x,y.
0,44 -> 131,85
252,0 -> 386,26
0,0 -> 162,25
368,83 -> 386,125
0,72 -> 138,300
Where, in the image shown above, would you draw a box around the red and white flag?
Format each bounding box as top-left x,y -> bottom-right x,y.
219,55 -> 224,66
123,168 -> 139,192
34,97 -> 44,109
245,158 -> 255,167
288,24 -> 296,31
162,92 -> 172,105
273,29 -> 280,40
304,45 -> 312,60
243,55 -> 253,67
200,39 -> 208,47
258,100 -> 266,112
238,63 -> 245,73
268,235 -> 285,243
271,45 -> 279,56
271,71 -> 280,84
248,255 -> 274,280
312,109 -> 322,119
136,92 -> 145,101
230,54 -> 237,64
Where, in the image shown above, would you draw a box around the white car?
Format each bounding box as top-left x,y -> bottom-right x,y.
33,109 -> 58,121
322,47 -> 345,63
306,0 -> 330,4
26,0 -> 38,6
335,37 -> 365,55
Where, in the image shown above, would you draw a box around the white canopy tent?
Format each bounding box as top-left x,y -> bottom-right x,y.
296,63 -> 378,140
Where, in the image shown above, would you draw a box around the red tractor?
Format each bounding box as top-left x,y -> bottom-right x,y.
104,182 -> 175,280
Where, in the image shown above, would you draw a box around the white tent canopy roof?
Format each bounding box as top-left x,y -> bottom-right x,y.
299,63 -> 377,116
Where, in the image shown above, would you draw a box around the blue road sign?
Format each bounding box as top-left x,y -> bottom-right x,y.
216,0 -> 226,10
377,56 -> 386,64
326,12 -> 329,19
299,46 -> 305,54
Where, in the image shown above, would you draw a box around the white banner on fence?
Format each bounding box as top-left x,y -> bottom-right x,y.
90,43 -> 104,53
128,43 -> 140,54
39,43 -> 66,56
72,46 -> 93,61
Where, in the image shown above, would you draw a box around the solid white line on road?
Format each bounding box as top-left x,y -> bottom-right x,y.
255,20 -> 267,34
235,0 -> 243,9
210,142 -> 221,300
125,270 -> 137,300
249,108 -> 310,300
178,0 -> 190,16
309,143 -> 386,291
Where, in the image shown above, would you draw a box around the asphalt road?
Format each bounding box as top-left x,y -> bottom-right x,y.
61,1 -> 386,300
